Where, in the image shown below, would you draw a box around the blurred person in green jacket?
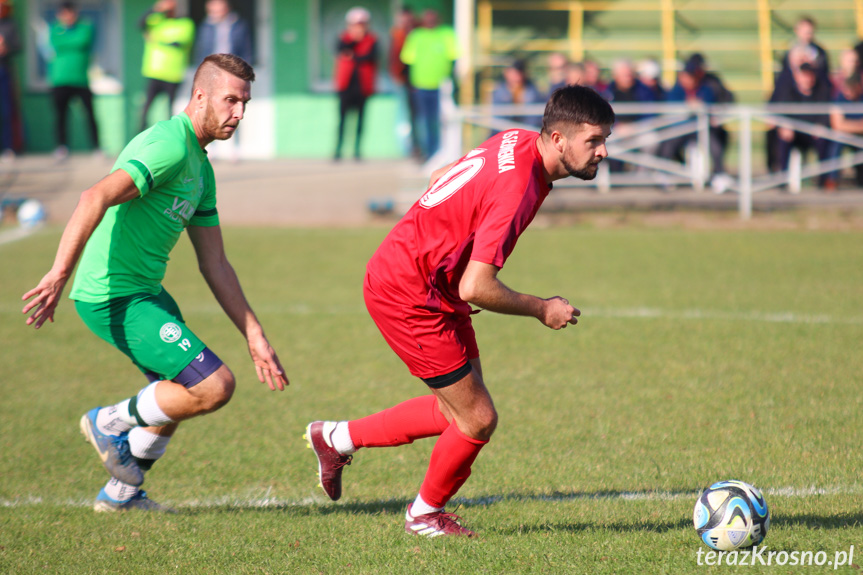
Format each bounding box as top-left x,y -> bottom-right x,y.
140,0 -> 195,130
48,2 -> 99,161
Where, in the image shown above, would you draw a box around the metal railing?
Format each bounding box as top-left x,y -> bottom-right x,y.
437,102 -> 863,219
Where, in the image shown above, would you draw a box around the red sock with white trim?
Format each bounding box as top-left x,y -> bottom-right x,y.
348,395 -> 450,449
418,423 -> 488,509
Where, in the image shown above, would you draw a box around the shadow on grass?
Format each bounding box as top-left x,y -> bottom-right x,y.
773,512 -> 863,530
177,489 -> 863,533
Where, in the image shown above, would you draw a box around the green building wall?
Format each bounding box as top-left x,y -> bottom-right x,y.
11,0 -> 452,158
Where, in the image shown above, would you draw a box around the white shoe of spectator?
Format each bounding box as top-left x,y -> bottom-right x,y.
710,173 -> 734,194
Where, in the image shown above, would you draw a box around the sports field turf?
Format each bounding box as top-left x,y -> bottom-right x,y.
1,224 -> 861,574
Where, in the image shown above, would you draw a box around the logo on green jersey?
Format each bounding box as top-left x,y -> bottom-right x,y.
159,322 -> 182,343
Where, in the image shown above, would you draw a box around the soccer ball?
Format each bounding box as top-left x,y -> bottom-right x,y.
17,199 -> 46,228
693,480 -> 770,551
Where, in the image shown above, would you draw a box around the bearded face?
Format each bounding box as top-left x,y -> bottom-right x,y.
558,123 -> 610,181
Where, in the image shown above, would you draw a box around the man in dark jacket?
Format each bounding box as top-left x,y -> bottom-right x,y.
0,0 -> 22,159
194,0 -> 252,65
770,53 -> 833,189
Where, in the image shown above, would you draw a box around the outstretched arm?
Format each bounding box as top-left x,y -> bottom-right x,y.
22,170 -> 140,329
459,260 -> 579,330
187,224 -> 288,391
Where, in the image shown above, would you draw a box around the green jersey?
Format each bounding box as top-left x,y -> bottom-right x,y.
48,19 -> 95,88
70,112 -> 219,303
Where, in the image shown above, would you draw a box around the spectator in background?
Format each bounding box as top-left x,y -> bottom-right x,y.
400,9 -> 458,161
194,0 -> 252,163
582,60 -> 607,92
603,58 -> 657,171
333,7 -> 378,162
194,0 -> 252,65
687,53 -> 734,104
779,16 -> 830,90
660,60 -> 729,189
770,51 -> 833,189
491,59 -> 544,128
0,0 -> 22,161
565,61 -> 585,87
854,38 -> 863,77
48,2 -> 100,162
637,58 -> 665,101
139,0 -> 195,130
833,48 -> 859,94
827,74 -> 863,188
546,52 -> 569,95
604,59 -> 656,107
389,7 -> 420,159
685,53 -> 734,181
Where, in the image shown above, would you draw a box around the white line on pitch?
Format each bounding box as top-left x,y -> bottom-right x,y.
0,303 -> 860,326
179,304 -> 862,326
0,225 -> 38,246
1,485 -> 858,510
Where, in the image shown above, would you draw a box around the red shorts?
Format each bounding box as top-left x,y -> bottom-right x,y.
364,271 -> 479,382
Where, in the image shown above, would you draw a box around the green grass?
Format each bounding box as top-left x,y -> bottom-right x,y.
1,225 -> 862,574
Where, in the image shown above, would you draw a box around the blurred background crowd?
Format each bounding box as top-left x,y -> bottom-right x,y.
1,0 -> 863,190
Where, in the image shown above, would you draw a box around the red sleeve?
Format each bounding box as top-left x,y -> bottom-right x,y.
471,176 -> 542,269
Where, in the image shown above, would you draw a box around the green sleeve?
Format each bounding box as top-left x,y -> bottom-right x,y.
115,135 -> 186,197
189,164 -> 219,227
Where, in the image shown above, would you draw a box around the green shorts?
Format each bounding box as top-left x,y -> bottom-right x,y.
75,288 -> 207,381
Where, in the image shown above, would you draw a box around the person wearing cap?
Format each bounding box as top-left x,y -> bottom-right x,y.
769,46 -> 833,189
779,16 -> 830,91
333,6 -> 378,161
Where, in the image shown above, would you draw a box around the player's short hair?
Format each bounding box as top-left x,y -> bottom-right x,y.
541,84 -> 615,135
193,53 -> 255,92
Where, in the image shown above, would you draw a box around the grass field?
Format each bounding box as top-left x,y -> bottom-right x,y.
1,223 -> 862,574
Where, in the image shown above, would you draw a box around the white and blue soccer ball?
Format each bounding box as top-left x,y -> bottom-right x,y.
17,199 -> 46,228
693,479 -> 770,551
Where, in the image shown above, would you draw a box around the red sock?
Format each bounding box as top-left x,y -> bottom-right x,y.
419,424 -> 488,508
349,395 -> 450,448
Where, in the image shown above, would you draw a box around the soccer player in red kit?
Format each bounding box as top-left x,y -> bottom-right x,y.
305,85 -> 615,537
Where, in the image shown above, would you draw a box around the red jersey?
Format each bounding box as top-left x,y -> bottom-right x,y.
367,129 -> 551,316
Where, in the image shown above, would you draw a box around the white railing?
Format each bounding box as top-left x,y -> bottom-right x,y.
438,102 -> 863,219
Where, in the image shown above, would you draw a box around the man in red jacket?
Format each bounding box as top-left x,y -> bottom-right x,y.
306,85 -> 615,537
333,7 -> 378,161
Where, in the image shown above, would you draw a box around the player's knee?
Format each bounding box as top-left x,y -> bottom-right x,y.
197,367 -> 236,412
210,369 -> 236,410
468,405 -> 498,441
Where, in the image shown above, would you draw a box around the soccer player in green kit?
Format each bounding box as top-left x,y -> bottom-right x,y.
21,54 -> 288,512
